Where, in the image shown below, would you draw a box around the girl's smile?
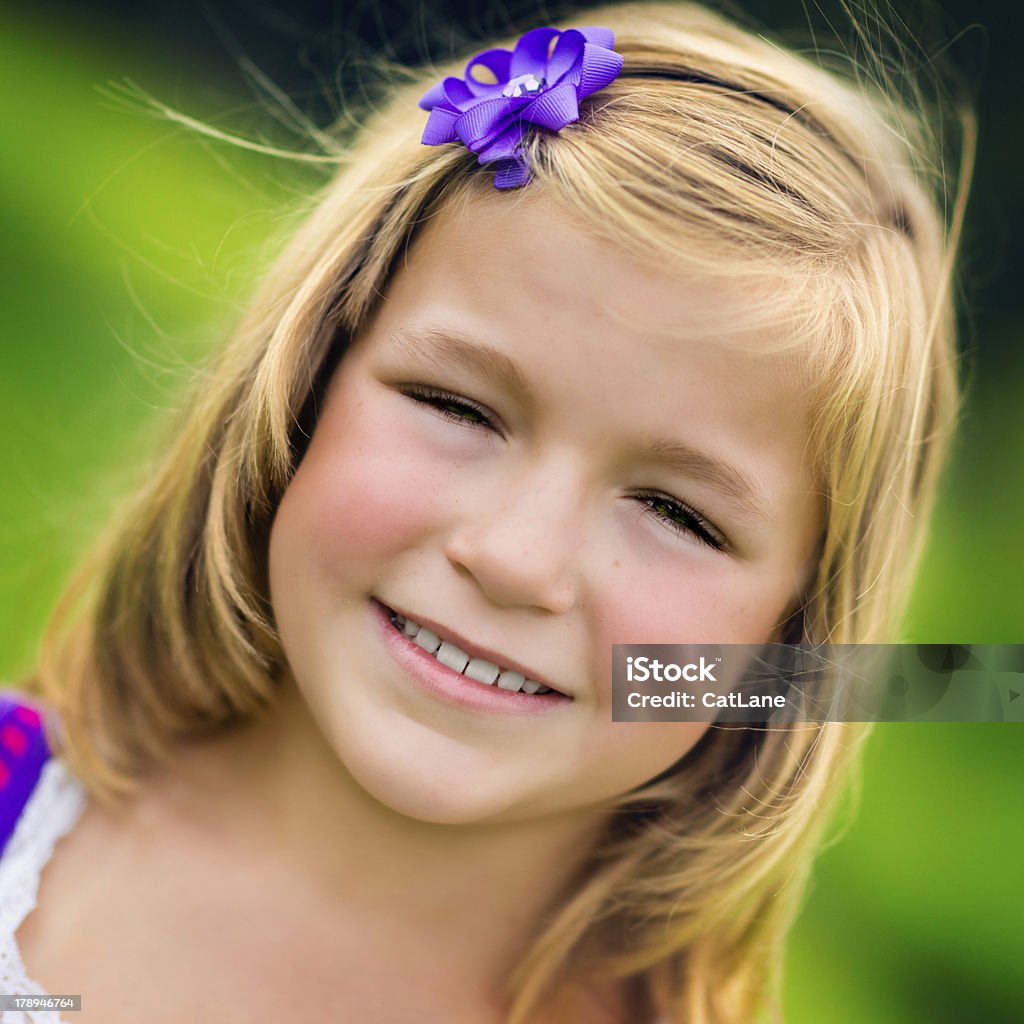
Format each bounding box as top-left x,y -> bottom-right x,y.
267,191 -> 823,825
373,598 -> 573,713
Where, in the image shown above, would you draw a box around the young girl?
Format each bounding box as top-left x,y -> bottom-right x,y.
0,2 -> 970,1022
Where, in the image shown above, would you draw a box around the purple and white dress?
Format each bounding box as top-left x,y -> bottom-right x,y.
0,695 -> 87,1023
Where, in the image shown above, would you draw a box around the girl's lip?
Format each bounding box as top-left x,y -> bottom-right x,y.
370,600 -> 573,715
375,598 -> 569,697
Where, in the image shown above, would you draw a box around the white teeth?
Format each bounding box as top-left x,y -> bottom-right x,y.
391,610 -> 556,696
412,628 -> 441,654
497,670 -> 525,692
465,658 -> 500,685
435,641 -> 470,674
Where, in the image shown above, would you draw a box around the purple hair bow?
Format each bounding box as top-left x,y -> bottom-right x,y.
418,26 -> 624,189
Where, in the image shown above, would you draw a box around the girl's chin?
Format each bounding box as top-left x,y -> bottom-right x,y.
348,769 -> 534,825
329,724 -> 544,826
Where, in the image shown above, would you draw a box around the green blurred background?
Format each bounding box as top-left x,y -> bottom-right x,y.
1,1 -> 1021,1020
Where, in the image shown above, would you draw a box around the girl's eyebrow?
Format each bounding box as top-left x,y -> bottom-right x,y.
389,327 -> 534,407
635,439 -> 776,526
388,326 -> 774,526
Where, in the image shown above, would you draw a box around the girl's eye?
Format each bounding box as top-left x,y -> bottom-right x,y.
403,386 -> 498,431
634,491 -> 727,551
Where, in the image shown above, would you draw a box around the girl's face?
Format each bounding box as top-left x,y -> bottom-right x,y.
268,193 -> 822,825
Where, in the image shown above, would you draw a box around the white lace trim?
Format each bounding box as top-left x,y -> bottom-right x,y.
0,759 -> 87,1024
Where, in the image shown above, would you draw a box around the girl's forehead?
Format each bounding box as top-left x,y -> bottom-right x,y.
422,192 -> 681,310
401,191 -> 812,376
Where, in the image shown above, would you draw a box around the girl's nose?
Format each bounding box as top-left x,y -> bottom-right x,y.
443,464 -> 581,615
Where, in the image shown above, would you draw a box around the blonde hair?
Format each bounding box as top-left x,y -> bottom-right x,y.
24,3 -> 972,1022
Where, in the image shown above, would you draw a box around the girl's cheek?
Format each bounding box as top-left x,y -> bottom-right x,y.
587,555 -> 785,706
592,534 -> 729,644
594,571 -> 721,648
285,391 -> 485,571
297,448 -> 442,565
